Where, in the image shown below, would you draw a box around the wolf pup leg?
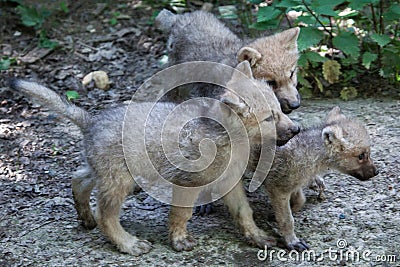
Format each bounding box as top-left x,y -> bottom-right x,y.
223,180 -> 276,248
72,166 -> 97,229
96,170 -> 152,256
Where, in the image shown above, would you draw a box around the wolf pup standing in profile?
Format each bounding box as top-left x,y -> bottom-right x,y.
8,61 -> 298,255
156,10 -> 300,114
263,106 -> 379,251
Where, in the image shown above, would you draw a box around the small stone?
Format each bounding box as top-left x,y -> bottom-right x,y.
339,213 -> 346,219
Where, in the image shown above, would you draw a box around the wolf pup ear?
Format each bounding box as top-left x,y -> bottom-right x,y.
232,61 -> 254,80
220,91 -> 249,117
237,47 -> 262,67
322,124 -> 345,150
326,106 -> 346,124
155,9 -> 176,33
278,27 -> 300,50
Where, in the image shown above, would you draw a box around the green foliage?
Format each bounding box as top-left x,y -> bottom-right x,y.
109,12 -> 121,26
39,30 -> 58,49
59,2 -> 69,14
333,31 -> 360,58
0,57 -> 16,70
340,86 -> 358,101
66,91 -> 80,101
362,52 -> 378,69
17,5 -> 50,29
248,0 -> 400,97
297,28 -> 324,52
12,2 -> 69,50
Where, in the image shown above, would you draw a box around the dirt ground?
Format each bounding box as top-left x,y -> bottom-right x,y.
1,1 -> 400,266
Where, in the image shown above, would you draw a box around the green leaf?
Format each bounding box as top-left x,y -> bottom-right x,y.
0,58 -> 11,70
342,70 -> 357,82
39,30 -> 58,49
248,0 -> 264,4
17,5 -> 50,29
66,91 -> 80,101
109,17 -> 118,25
333,31 -> 360,57
297,27 -> 325,51
295,14 -> 316,26
312,0 -> 346,6
299,86 -> 313,99
371,33 -> 391,47
250,19 -> 280,30
348,0 -> 377,10
314,5 -> 337,17
383,3 -> 400,21
298,53 -> 309,68
310,0 -> 346,17
257,6 -> 281,22
362,52 -> 378,69
341,56 -> 358,66
298,72 -> 312,88
275,0 -> 302,8
389,3 -> 400,15
303,51 -> 327,63
59,2 -> 69,13
17,5 -> 40,27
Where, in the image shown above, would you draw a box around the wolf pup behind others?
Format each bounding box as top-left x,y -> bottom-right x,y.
8,62 -> 298,255
263,106 -> 379,251
156,10 -> 300,114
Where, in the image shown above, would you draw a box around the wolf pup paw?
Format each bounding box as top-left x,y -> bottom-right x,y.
247,231 -> 277,249
194,203 -> 214,216
287,238 -> 309,252
171,234 -> 197,252
118,239 -> 152,256
80,216 -> 97,230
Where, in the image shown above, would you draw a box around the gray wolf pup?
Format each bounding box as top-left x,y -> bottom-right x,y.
156,10 -> 301,114
263,106 -> 378,251
8,61 -> 297,255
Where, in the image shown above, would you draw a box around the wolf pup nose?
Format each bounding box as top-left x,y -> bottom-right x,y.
288,100 -> 300,110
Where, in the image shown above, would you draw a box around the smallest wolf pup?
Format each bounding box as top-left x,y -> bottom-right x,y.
263,106 -> 379,251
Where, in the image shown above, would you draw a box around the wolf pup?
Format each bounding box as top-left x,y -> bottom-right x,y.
8,61 -> 298,255
263,106 -> 379,251
156,10 -> 300,114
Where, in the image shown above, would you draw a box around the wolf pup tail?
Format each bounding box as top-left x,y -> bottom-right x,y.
155,9 -> 176,33
8,79 -> 91,130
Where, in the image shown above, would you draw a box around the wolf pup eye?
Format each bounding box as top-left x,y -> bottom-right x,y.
267,80 -> 277,89
358,153 -> 365,160
290,68 -> 297,79
263,115 -> 273,122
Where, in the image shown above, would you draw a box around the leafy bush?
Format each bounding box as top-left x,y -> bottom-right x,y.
1,0 -> 70,52
249,0 -> 400,98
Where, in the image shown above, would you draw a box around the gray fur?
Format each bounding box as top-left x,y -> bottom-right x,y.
155,10 -> 301,113
8,62 -> 295,255
263,106 -> 378,251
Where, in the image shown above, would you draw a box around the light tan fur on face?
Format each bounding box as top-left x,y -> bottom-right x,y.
223,61 -> 299,146
237,28 -> 301,113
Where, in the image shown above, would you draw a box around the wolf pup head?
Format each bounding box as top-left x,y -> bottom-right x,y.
237,28 -> 300,114
221,61 -> 299,146
322,106 -> 379,181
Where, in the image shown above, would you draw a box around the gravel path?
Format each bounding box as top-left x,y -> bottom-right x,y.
1,97 -> 399,267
